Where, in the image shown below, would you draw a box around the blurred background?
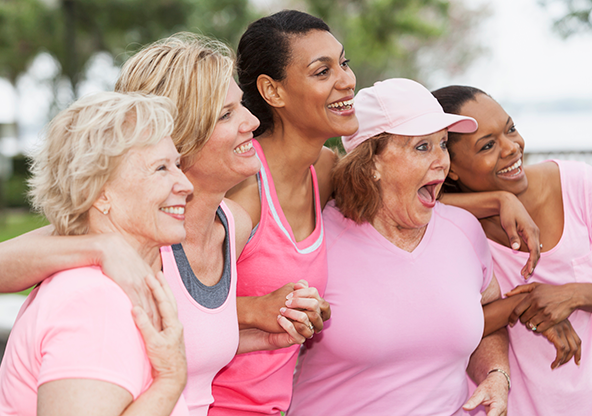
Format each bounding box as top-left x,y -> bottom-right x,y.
0,0 -> 591,358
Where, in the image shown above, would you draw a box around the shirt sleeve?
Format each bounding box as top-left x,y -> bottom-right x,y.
37,270 -> 150,399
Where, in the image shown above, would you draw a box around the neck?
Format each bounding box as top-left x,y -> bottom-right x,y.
371,210 -> 428,253
183,186 -> 225,247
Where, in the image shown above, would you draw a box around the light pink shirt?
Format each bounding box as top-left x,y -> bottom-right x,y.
161,201 -> 240,416
0,266 -> 188,416
210,140 -> 328,416
468,160 -> 592,416
289,202 -> 492,416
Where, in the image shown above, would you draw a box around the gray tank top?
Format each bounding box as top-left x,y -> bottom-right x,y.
171,207 -> 231,309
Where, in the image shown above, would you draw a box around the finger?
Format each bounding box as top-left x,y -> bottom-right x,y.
293,279 -> 309,290
304,310 -> 323,333
132,305 -> 158,342
277,315 -> 305,344
146,274 -> 177,330
290,286 -> 321,302
549,331 -> 566,370
505,283 -> 536,297
575,334 -> 582,366
280,308 -> 315,338
462,388 -> 487,411
503,222 -> 522,252
285,296 -> 321,314
319,299 -> 331,321
155,271 -> 178,312
518,228 -> 541,279
485,404 -> 505,416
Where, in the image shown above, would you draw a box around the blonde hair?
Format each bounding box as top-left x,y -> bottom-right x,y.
115,32 -> 235,170
28,91 -> 176,236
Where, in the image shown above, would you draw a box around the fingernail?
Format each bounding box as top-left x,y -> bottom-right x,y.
512,242 -> 520,250
286,292 -> 294,299
285,299 -> 293,307
280,307 -> 287,314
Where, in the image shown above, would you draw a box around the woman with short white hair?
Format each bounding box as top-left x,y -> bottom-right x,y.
0,91 -> 191,415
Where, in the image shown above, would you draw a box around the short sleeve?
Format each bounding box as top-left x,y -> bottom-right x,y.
37,269 -> 150,399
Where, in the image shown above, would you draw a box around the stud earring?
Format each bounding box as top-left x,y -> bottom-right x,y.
102,208 -> 109,215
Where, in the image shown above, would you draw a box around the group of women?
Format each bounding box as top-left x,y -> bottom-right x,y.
0,8 -> 590,416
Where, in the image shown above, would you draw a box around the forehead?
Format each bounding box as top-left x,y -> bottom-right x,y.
286,30 -> 343,67
460,94 -> 507,126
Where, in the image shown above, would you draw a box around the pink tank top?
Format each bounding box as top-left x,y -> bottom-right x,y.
161,201 -> 239,416
209,140 -> 328,416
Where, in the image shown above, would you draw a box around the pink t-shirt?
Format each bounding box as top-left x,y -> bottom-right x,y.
209,140 -> 328,416
468,160 -> 592,416
0,266 -> 188,416
161,201 -> 240,416
288,202 -> 492,416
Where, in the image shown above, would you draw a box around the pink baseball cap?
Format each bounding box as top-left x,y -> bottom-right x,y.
342,78 -> 478,153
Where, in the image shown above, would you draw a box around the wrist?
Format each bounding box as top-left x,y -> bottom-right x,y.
237,296 -> 258,329
487,368 -> 511,391
496,191 -> 517,212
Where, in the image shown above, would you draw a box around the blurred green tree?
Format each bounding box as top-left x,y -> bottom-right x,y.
540,0 -> 592,36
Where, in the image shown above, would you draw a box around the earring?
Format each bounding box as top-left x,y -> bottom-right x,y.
373,175 -> 377,179
102,208 -> 109,215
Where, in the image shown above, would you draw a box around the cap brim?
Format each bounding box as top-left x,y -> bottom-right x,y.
384,112 -> 477,136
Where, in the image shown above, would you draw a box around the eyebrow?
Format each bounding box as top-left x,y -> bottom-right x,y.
307,46 -> 345,67
474,116 -> 511,148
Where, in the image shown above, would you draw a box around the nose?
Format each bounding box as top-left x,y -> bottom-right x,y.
174,167 -> 194,197
432,143 -> 450,173
240,106 -> 260,134
500,135 -> 519,158
336,65 -> 356,92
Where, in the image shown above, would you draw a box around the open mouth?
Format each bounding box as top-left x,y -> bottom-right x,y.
417,181 -> 442,208
497,158 -> 522,177
234,140 -> 254,155
327,98 -> 354,111
160,206 -> 185,215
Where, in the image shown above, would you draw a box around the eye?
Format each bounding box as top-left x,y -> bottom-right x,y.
219,111 -> 231,121
341,59 -> 350,69
440,139 -> 448,150
176,162 -> 182,170
157,164 -> 167,172
480,140 -> 495,151
508,124 -> 517,134
315,67 -> 329,77
415,143 -> 428,151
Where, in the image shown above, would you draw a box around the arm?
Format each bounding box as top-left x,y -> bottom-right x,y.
38,272 -> 186,416
463,276 -> 509,416
0,227 -> 160,326
441,191 -> 540,278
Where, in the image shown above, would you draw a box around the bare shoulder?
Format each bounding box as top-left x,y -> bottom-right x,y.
313,146 -> 339,208
223,197 -> 254,256
226,174 -> 261,227
526,161 -> 561,195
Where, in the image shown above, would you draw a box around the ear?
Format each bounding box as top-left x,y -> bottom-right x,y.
257,75 -> 285,108
92,191 -> 111,215
447,165 -> 459,182
372,159 -> 382,182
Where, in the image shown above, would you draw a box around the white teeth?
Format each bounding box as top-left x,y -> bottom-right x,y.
497,159 -> 522,174
160,206 -> 185,215
234,141 -> 253,154
327,98 -> 354,109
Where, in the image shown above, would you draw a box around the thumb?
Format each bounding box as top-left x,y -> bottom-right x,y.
463,388 -> 487,411
132,305 -> 157,341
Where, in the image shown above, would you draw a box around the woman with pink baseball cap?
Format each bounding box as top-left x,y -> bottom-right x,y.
288,78 -> 510,416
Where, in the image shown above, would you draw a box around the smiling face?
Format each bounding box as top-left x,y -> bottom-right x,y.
447,93 -> 528,195
278,29 -> 358,139
100,136 -> 193,250
374,130 -> 450,230
187,79 -> 261,192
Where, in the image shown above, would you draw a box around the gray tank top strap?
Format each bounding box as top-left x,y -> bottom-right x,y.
171,206 -> 231,309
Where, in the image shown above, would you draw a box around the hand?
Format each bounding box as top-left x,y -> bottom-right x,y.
132,272 -> 187,390
498,193 -> 540,279
540,319 -> 582,369
506,283 -> 578,332
99,233 -> 161,329
238,283 -> 296,332
463,370 -> 508,416
287,280 -> 331,334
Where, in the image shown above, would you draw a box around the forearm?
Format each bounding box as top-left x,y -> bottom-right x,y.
236,296 -> 262,330
236,328 -> 277,354
571,283 -> 592,313
483,294 -> 527,336
0,230 -> 105,292
467,327 -> 510,385
440,191 -> 513,219
121,378 -> 185,416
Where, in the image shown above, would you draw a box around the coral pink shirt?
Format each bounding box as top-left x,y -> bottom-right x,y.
289,202 -> 492,416
209,140 -> 328,416
0,266 -> 188,416
468,160 -> 592,416
161,201 -> 240,416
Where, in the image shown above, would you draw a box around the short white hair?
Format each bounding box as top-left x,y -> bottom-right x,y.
29,91 -> 177,236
